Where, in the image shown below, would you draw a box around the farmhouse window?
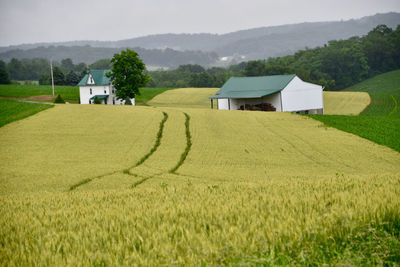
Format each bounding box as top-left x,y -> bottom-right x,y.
113,98 -> 115,105
104,90 -> 106,94
90,88 -> 92,95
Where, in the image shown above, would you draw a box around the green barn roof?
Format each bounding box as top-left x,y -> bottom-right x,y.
210,74 -> 296,99
78,70 -> 112,86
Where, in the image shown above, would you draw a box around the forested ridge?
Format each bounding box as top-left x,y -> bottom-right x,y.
0,25 -> 399,91
148,25 -> 400,90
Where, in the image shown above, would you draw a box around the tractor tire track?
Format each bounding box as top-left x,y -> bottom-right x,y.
68,111 -> 169,191
68,171 -> 119,191
124,112 -> 169,171
129,111 -> 193,188
130,172 -> 163,188
169,112 -> 192,173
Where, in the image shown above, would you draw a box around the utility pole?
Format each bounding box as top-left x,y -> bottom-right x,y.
50,57 -> 55,96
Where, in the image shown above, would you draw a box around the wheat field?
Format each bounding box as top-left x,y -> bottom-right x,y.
1,104 -> 399,265
323,91 -> 371,115
148,87 -> 371,115
0,105 -> 163,193
148,87 -> 218,108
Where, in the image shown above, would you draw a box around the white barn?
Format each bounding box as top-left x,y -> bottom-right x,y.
78,70 -> 135,105
210,74 -> 323,114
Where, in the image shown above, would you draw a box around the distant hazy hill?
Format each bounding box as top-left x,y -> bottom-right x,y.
112,12 -> 400,59
0,12 -> 399,67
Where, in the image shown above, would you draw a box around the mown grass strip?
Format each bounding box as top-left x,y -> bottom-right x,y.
389,95 -> 398,116
0,98 -> 53,127
128,112 -> 169,169
0,84 -> 79,100
169,112 -> 192,173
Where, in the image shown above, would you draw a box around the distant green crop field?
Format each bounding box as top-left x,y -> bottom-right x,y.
345,69 -> 400,117
360,94 -> 400,116
0,84 -> 79,100
310,69 -> 400,152
0,98 -> 53,127
0,85 -> 171,104
309,114 -> 400,152
345,69 -> 400,96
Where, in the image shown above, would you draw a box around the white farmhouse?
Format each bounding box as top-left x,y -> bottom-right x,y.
78,70 -> 135,105
210,74 -> 323,114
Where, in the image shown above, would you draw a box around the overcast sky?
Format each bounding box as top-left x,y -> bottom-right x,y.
0,0 -> 399,46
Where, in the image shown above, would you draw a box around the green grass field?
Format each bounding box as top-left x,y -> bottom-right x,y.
1,104 -> 399,265
309,69 -> 400,152
338,69 -> 400,116
0,84 -> 79,100
0,98 -> 53,127
345,69 -> 400,95
0,84 -> 170,105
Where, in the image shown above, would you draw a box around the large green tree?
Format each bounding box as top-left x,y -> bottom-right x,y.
107,49 -> 149,100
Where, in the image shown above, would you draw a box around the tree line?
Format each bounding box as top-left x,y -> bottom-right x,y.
1,24 -> 399,90
0,46 -> 218,69
148,24 -> 400,90
147,63 -> 246,88
0,58 -> 111,85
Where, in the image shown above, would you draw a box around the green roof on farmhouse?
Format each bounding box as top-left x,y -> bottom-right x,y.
78,70 -> 111,86
210,74 -> 296,99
